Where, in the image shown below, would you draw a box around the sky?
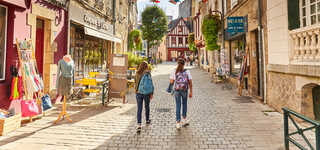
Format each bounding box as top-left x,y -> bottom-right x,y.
137,0 -> 182,21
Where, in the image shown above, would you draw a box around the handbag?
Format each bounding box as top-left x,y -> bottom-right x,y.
21,99 -> 39,117
8,99 -> 21,115
41,94 -> 52,111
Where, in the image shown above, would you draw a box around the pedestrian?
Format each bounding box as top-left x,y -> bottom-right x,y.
135,61 -> 154,132
189,55 -> 194,66
170,58 -> 193,129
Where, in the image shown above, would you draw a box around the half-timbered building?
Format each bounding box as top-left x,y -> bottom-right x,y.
166,17 -> 192,61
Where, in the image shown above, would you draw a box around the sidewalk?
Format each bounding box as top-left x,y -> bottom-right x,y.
0,63 -> 316,150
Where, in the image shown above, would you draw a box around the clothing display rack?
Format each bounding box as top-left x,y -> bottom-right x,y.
15,38 -> 44,122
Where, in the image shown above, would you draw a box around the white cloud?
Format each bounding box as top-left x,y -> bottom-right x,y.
137,0 -> 180,20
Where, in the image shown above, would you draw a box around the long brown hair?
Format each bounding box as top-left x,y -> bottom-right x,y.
176,58 -> 185,74
137,61 -> 148,75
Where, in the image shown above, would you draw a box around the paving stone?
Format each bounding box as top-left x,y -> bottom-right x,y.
0,63 -> 315,150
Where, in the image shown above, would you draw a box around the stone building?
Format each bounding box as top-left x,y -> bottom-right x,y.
267,0 -> 320,120
0,0 -> 68,108
179,0 -> 192,18
157,36 -> 167,62
221,0 -> 268,100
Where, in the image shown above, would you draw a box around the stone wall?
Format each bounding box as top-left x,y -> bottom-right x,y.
179,0 -> 192,18
267,72 -> 300,113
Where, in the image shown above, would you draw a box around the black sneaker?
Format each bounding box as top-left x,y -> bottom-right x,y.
146,120 -> 151,125
136,124 -> 142,133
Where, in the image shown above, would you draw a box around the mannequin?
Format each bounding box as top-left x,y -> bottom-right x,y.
55,54 -> 74,123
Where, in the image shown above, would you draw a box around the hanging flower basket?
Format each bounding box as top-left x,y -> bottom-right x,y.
201,13 -> 221,51
129,29 -> 143,51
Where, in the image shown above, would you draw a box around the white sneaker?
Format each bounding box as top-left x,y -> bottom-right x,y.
182,118 -> 189,126
176,122 -> 181,129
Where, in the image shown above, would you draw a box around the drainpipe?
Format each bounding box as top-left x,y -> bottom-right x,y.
67,0 -> 71,55
112,0 -> 116,53
221,0 -> 225,72
258,0 -> 265,102
127,0 -> 131,52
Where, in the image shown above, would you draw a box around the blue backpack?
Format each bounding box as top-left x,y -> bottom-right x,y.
138,73 -> 154,95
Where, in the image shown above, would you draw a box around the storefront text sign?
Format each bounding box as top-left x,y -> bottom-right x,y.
113,57 -> 125,67
227,16 -> 245,34
84,14 -> 111,31
69,2 -> 113,35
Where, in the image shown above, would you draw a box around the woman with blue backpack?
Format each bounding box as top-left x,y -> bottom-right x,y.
170,58 -> 193,129
135,61 -> 154,132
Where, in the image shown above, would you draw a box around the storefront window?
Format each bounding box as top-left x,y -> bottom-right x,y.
231,39 -> 245,75
70,23 -> 109,80
0,6 -> 7,80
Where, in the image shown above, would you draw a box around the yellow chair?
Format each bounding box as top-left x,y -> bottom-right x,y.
82,78 -> 100,93
89,72 -> 99,78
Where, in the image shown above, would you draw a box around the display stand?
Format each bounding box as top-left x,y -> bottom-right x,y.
54,96 -> 72,124
15,39 -> 43,122
238,48 -> 248,96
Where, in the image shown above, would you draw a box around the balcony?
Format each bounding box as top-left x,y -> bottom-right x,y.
290,24 -> 320,65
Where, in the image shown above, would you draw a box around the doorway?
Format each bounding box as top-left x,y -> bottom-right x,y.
35,19 -> 44,76
312,86 -> 320,120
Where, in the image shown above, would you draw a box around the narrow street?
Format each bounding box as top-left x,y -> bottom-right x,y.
0,63 -> 311,150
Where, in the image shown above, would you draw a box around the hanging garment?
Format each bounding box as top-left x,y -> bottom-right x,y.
30,62 -> 43,90
9,77 -> 19,100
18,76 -> 23,96
24,63 -> 39,94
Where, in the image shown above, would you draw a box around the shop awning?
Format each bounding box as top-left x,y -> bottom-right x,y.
84,27 -> 122,43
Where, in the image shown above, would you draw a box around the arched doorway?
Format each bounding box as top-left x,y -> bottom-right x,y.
312,86 -> 320,120
301,84 -> 320,120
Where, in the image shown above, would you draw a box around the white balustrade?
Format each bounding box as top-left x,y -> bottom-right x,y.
290,25 -> 320,63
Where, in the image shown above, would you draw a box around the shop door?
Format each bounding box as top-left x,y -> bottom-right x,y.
312,86 -> 320,120
35,19 -> 44,76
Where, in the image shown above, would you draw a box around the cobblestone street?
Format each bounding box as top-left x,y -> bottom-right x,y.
0,63 -> 314,150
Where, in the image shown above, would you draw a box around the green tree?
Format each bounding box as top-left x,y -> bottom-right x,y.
141,6 -> 168,59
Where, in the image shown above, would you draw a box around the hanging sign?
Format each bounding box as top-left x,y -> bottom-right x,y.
227,16 -> 245,34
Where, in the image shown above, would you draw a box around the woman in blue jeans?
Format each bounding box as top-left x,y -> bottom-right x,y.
135,61 -> 154,132
170,58 -> 193,129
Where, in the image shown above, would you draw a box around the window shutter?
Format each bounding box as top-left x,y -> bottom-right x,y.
288,0 -> 300,30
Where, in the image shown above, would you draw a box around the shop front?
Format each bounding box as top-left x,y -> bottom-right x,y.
69,1 -> 121,80
0,0 -> 68,109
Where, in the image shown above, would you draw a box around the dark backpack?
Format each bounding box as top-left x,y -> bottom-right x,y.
175,69 -> 189,90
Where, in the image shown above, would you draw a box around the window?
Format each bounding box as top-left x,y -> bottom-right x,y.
178,26 -> 182,32
185,37 -> 188,44
179,37 -> 183,44
300,0 -> 320,27
172,36 -> 176,45
0,5 -> 7,80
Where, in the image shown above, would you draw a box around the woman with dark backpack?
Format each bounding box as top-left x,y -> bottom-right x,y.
135,61 -> 154,132
170,58 -> 193,129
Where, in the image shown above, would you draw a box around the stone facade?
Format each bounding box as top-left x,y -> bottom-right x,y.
179,0 -> 192,18
267,71 -> 320,120
223,0 -> 268,98
157,36 -> 167,62
267,0 -> 320,120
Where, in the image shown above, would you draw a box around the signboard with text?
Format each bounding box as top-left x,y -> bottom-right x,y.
227,16 -> 245,35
